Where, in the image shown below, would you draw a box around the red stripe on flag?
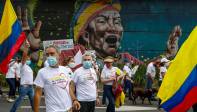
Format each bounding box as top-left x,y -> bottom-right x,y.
0,32 -> 26,74
171,87 -> 197,112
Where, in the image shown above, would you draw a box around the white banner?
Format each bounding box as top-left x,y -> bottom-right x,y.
43,39 -> 74,51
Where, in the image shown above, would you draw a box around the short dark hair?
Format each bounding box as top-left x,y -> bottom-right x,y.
45,45 -> 60,53
160,62 -> 165,66
63,56 -> 73,66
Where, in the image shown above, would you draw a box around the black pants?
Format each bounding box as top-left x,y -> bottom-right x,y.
6,78 -> 16,97
102,86 -> 106,105
104,85 -> 115,112
0,85 -> 2,95
79,101 -> 95,112
158,80 -> 162,107
15,78 -> 20,93
193,103 -> 197,112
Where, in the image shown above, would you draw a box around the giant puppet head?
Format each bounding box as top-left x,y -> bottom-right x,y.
71,0 -> 123,58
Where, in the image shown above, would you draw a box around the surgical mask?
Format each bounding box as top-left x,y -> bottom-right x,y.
68,62 -> 75,68
26,60 -> 31,65
83,61 -> 92,69
126,63 -> 130,66
47,56 -> 57,67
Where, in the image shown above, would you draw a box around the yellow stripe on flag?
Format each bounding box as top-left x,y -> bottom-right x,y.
157,26 -> 197,104
0,0 -> 17,44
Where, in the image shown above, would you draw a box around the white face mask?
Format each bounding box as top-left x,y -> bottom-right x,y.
126,63 -> 130,66
68,62 -> 76,68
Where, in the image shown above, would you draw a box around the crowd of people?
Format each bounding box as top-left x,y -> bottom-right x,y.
0,41 -> 178,112
1,0 -> 197,111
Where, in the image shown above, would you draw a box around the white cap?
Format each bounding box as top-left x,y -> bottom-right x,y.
161,58 -> 170,63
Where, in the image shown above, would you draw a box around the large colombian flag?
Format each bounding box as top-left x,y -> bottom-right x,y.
157,26 -> 197,112
0,0 -> 26,74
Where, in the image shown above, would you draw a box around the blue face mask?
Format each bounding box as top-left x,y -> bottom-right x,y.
47,56 -> 57,67
68,62 -> 75,68
26,60 -> 31,65
83,61 -> 92,69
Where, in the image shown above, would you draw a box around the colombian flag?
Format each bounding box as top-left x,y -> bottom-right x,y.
157,26 -> 197,112
0,0 -> 26,74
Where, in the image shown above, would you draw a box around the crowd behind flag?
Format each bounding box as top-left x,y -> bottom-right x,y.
157,26 -> 197,112
0,0 -> 26,74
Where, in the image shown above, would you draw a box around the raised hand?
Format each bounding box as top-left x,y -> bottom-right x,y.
172,25 -> 182,37
166,25 -> 182,58
17,6 -> 42,51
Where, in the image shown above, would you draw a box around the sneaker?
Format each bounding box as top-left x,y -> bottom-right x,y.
7,98 -> 15,103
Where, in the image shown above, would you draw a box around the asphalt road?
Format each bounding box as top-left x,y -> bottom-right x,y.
0,93 -> 194,112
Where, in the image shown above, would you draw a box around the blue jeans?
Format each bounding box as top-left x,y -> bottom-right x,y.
6,78 -> 16,97
104,85 -> 115,112
124,79 -> 133,98
146,76 -> 153,90
10,85 -> 34,112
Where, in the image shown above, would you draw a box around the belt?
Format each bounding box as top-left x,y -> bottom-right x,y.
21,84 -> 33,87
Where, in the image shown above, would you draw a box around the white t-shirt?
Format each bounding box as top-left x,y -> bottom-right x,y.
123,65 -> 132,77
101,66 -> 118,85
19,63 -> 33,85
146,62 -> 156,78
16,63 -> 21,78
44,60 -> 49,67
34,66 -> 72,112
159,66 -> 167,81
73,67 -> 97,101
65,66 -> 74,79
6,62 -> 20,78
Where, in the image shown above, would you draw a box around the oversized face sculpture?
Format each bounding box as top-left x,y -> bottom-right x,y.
85,10 -> 123,58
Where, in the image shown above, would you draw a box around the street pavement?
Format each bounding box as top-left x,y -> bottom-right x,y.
0,94 -> 194,112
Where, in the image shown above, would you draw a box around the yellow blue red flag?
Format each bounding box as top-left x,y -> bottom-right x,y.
0,0 -> 26,74
157,26 -> 197,112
